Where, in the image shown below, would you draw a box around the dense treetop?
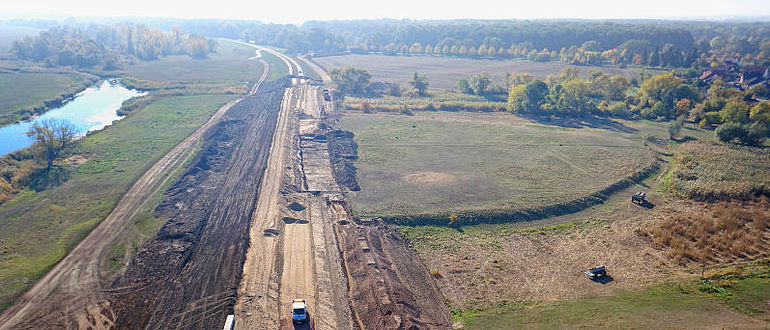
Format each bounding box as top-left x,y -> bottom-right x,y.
11,24 -> 217,68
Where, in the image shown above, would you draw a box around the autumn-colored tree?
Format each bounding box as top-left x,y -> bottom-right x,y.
26,119 -> 79,169
675,98 -> 692,117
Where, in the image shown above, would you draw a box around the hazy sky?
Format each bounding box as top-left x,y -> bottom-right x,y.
3,0 -> 770,24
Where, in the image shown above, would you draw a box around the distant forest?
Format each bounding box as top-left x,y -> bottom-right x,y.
145,19 -> 770,69
6,18 -> 770,70
10,23 -> 217,68
193,19 -> 770,69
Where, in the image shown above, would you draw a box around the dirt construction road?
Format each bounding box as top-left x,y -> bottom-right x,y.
235,48 -> 353,329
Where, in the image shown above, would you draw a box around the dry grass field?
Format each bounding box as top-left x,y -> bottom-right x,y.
314,54 -> 641,90
668,141 -> 770,201
640,198 -> 770,265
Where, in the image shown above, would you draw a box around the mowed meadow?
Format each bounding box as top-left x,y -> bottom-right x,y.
339,111 -> 658,219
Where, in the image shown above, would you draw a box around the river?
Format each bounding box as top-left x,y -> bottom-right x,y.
0,80 -> 145,156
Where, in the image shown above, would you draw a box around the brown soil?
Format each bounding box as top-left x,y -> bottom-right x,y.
327,129 -> 360,191
236,80 -> 352,330
337,218 -> 453,329
103,79 -> 288,329
402,171 -> 456,184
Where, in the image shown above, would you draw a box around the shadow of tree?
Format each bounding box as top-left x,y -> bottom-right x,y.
525,115 -> 638,133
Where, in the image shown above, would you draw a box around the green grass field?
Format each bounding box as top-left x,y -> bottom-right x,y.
0,72 -> 98,127
0,94 -> 233,311
122,41 -> 288,95
124,40 -> 268,83
456,278 -> 768,329
314,54 -> 640,90
340,111 -> 663,218
455,259 -> 770,328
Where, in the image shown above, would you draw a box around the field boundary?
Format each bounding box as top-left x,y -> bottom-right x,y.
379,155 -> 661,227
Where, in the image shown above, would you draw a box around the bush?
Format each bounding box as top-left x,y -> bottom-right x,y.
716,122 -> 746,143
702,112 -> 722,127
388,84 -> 402,96
668,120 -> 683,140
11,161 -> 36,188
359,100 -> 373,113
608,102 -> 631,117
716,122 -> 765,146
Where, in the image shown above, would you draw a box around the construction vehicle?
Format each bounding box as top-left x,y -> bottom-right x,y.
585,265 -> 607,279
631,191 -> 646,204
292,298 -> 308,324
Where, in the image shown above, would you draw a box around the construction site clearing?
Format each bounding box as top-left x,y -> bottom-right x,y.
232,60 -> 451,330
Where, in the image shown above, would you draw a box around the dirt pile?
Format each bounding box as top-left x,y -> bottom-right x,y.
104,79 -> 287,329
337,219 -> 452,329
327,129 -> 359,191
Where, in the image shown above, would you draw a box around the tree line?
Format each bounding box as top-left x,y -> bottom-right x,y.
11,24 -> 217,69
17,19 -> 770,70
328,64 -> 769,146
181,19 -> 770,69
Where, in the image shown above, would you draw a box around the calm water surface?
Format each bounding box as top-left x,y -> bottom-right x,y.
0,80 -> 145,156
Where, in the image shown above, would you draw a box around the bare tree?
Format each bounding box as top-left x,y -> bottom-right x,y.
26,119 -> 79,169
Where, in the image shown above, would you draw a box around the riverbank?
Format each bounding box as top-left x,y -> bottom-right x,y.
0,80 -> 145,156
0,69 -> 100,128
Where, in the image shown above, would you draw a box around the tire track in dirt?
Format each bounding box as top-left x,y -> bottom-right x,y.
0,48 -> 270,330
104,77 -> 288,329
231,43 -> 300,329
234,84 -> 297,330
236,50 -> 357,330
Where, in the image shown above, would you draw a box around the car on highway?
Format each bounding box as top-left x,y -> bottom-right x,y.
292,298 -> 308,324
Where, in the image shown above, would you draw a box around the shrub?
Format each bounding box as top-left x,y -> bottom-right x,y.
458,79 -> 472,94
359,100 -> 373,113
11,161 -> 36,188
668,120 -> 683,140
715,122 -> 746,143
702,112 -> 721,127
